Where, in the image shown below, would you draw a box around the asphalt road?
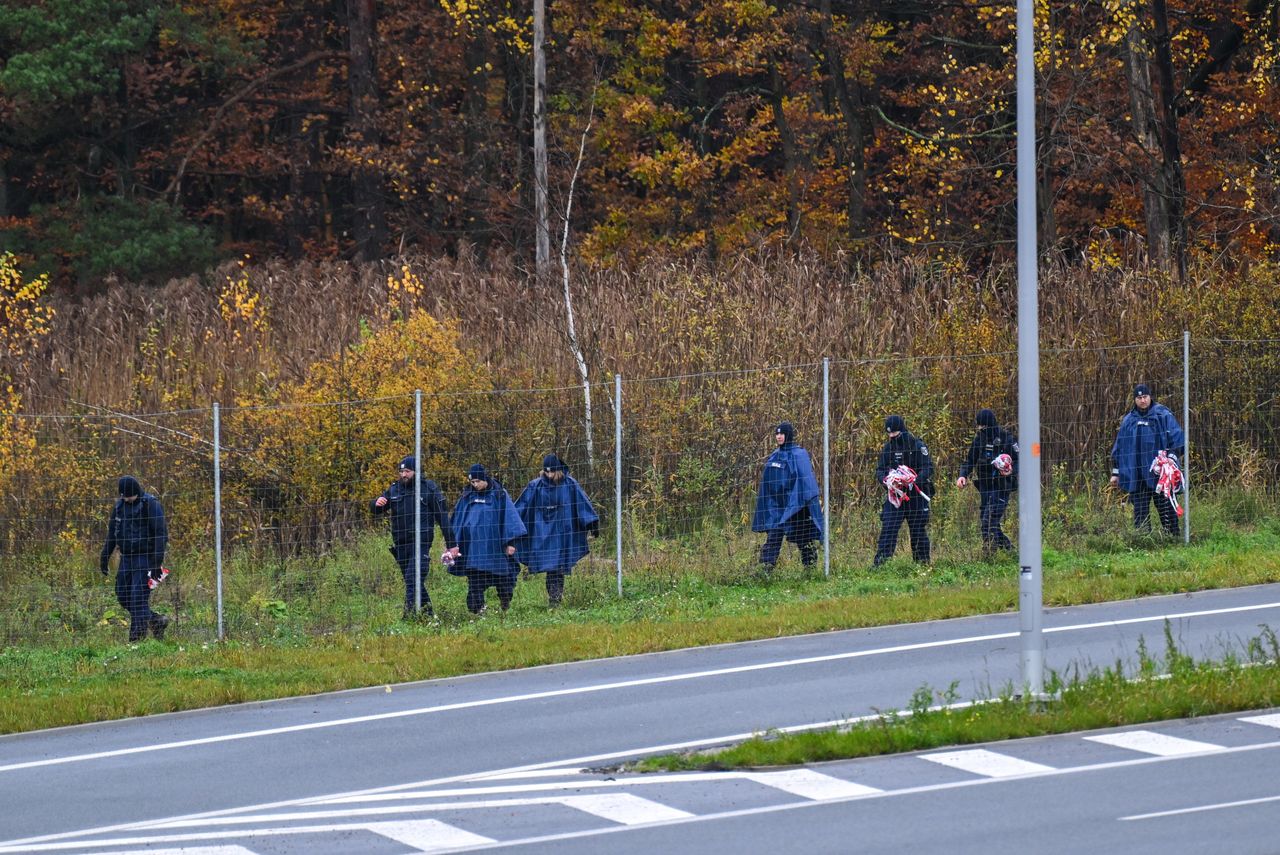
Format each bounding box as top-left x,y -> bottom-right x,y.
2,583 -> 1279,852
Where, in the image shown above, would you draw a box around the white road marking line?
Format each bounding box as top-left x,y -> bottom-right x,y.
374,741 -> 1280,852
106,848 -> 256,855
560,794 -> 693,824
315,769 -> 879,804
0,712 -> 892,849
920,749 -> 1055,777
743,770 -> 881,799
134,794 -> 692,831
1084,730 -> 1222,756
475,768 -> 586,781
0,821 -> 489,854
1239,713 -> 1280,730
1121,793 -> 1280,821
364,819 -> 497,850
6,598 -> 1275,776
7,740 -> 1280,855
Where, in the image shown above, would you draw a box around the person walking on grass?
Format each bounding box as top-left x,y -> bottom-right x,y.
445,464 -> 527,614
956,408 -> 1019,556
873,415 -> 934,567
99,475 -> 170,642
372,455 -> 454,620
1110,383 -> 1185,536
751,421 -> 823,576
514,454 -> 600,608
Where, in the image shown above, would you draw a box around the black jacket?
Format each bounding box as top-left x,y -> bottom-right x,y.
875,431 -> 935,497
959,426 -> 1019,491
372,478 -> 455,549
100,493 -> 168,573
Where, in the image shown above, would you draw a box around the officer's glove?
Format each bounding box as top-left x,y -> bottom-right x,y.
99,558 -> 110,577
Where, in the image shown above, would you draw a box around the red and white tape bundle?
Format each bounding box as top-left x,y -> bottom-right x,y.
992,453 -> 1013,476
883,465 -> 918,508
1150,450 -> 1184,516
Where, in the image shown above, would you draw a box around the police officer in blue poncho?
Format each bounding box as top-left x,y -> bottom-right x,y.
1110,383 -> 1185,535
514,454 -> 600,607
752,422 -> 824,575
445,464 -> 528,614
99,475 -> 170,642
372,455 -> 455,619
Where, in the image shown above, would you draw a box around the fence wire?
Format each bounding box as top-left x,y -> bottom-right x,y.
3,337 -> 1278,646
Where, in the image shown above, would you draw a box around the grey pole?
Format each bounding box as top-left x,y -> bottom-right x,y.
1016,0 -> 1043,696
213,403 -> 225,641
615,373 -> 623,597
1182,331 -> 1191,544
823,358 -> 831,578
414,390 -> 423,613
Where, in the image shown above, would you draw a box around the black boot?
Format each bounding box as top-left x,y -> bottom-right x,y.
149,613 -> 170,640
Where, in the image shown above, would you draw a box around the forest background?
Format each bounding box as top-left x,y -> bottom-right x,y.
1,0 -> 1279,572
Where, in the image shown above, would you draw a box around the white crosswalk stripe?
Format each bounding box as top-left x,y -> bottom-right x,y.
365,819 -> 497,850
920,748 -> 1055,777
1084,730 -> 1221,756
744,769 -> 881,799
1239,713 -> 1280,730
560,793 -> 693,824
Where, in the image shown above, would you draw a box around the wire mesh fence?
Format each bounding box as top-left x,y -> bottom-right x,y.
3,336 -> 1278,647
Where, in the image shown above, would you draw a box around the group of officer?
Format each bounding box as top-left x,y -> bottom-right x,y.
370,454 -> 599,619
98,384 -> 1183,640
751,383 -> 1186,572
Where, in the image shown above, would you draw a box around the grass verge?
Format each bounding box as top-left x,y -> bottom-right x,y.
635,624 -> 1280,771
2,523 -> 1280,735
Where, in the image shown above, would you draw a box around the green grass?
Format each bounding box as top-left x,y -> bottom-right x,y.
2,505 -> 1280,735
634,625 -> 1280,771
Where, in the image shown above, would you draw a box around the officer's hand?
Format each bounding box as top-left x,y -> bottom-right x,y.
99,560 -> 109,577
955,476 -> 967,489
375,496 -> 388,508
1109,475 -> 1119,488
506,545 -> 516,557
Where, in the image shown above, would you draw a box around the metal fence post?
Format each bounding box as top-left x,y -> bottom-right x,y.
615,372 -> 623,597
213,403 -> 225,641
1182,331 -> 1191,544
822,358 -> 831,578
414,389 -> 423,612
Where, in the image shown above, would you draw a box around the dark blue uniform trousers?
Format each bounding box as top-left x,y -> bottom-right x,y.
874,501 -> 930,565
978,487 -> 1014,552
393,543 -> 432,614
115,568 -> 158,642
1130,481 -> 1180,536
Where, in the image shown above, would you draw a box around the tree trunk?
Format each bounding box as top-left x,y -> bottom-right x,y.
462,35 -> 489,247
768,64 -> 802,240
818,0 -> 867,241
1123,20 -> 1173,268
347,0 -> 386,262
559,94 -> 598,468
532,0 -> 551,288
1148,0 -> 1186,278
1123,1 -> 1186,276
